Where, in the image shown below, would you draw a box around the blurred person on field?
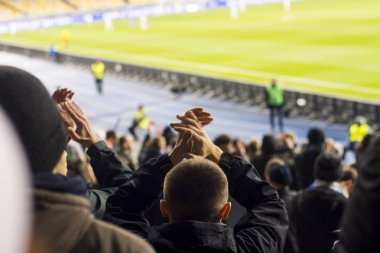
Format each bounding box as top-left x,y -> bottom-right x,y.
105,108 -> 288,253
61,29 -> 70,48
290,153 -> 346,253
348,116 -> 372,151
91,60 -> 105,95
265,79 -> 285,132
129,105 -> 150,141
0,66 -> 154,253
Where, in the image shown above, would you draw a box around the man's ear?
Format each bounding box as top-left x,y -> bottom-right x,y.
160,199 -> 170,218
220,202 -> 232,221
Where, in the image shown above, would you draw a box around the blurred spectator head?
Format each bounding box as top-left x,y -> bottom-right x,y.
271,79 -> 277,87
162,158 -> 230,223
0,66 -> 67,174
151,136 -> 166,152
314,153 -> 342,182
307,128 -> 325,146
339,167 -> 358,198
105,130 -> 117,148
268,164 -> 293,188
246,138 -> 260,160
214,134 -> 235,153
119,134 -> 134,151
261,134 -> 278,155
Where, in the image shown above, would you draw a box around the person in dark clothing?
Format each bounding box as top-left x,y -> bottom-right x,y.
265,160 -> 298,253
52,88 -> 134,218
251,134 -> 278,178
105,110 -> 288,253
294,128 -> 326,189
290,153 -> 346,253
0,66 -> 154,253
334,135 -> 380,253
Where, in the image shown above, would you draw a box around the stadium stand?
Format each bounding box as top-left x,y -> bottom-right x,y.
0,0 -> 126,21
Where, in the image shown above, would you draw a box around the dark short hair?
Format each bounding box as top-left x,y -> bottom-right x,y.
106,130 -> 116,139
214,134 -> 232,148
163,158 -> 228,222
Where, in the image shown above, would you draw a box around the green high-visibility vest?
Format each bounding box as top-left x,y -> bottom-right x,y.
266,86 -> 284,106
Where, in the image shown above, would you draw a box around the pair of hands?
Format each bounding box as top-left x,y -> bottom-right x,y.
169,108 -> 223,165
52,88 -> 100,148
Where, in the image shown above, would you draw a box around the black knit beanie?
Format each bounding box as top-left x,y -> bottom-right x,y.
313,153 -> 342,182
0,66 -> 67,173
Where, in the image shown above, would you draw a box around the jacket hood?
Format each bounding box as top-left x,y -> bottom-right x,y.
33,189 -> 93,253
151,221 -> 236,253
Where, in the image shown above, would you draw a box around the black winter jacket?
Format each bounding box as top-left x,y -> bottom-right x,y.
86,141 -> 133,218
290,186 -> 346,253
336,136 -> 380,253
105,153 -> 288,253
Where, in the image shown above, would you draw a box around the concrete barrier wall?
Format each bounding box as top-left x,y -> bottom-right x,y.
1,42 -> 378,128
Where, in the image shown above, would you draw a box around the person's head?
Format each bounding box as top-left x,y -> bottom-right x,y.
339,167 -> 358,197
119,134 -> 134,151
105,130 -> 117,147
138,105 -> 144,111
354,116 -> 367,126
246,138 -> 260,160
0,66 -> 67,175
267,164 -> 293,190
214,134 -> 234,153
264,158 -> 285,182
307,128 -> 325,146
271,79 -> 277,87
313,153 -> 342,182
148,136 -> 166,152
261,134 -> 277,155
161,158 -> 231,223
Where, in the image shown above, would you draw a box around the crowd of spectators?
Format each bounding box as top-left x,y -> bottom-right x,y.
0,66 -> 379,253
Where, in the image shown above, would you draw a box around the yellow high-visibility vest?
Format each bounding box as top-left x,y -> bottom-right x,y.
134,110 -> 150,129
349,123 -> 370,142
91,62 -> 105,80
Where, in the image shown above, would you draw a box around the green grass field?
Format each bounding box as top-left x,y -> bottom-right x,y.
1,0 -> 380,100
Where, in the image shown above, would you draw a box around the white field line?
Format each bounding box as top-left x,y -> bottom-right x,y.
72,46 -> 380,97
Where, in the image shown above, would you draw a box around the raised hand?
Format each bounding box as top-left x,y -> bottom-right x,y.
61,101 -> 100,148
52,88 -> 74,103
184,108 -> 213,127
170,111 -> 223,163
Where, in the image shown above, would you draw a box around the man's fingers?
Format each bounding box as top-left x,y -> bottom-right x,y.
171,123 -> 202,135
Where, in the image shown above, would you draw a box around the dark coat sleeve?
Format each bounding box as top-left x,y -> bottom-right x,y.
337,136 -> 380,253
86,141 -> 134,217
87,141 -> 133,188
219,153 -> 288,253
104,155 -> 173,238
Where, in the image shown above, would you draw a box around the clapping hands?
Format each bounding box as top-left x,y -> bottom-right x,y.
169,108 -> 223,165
53,88 -> 100,147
